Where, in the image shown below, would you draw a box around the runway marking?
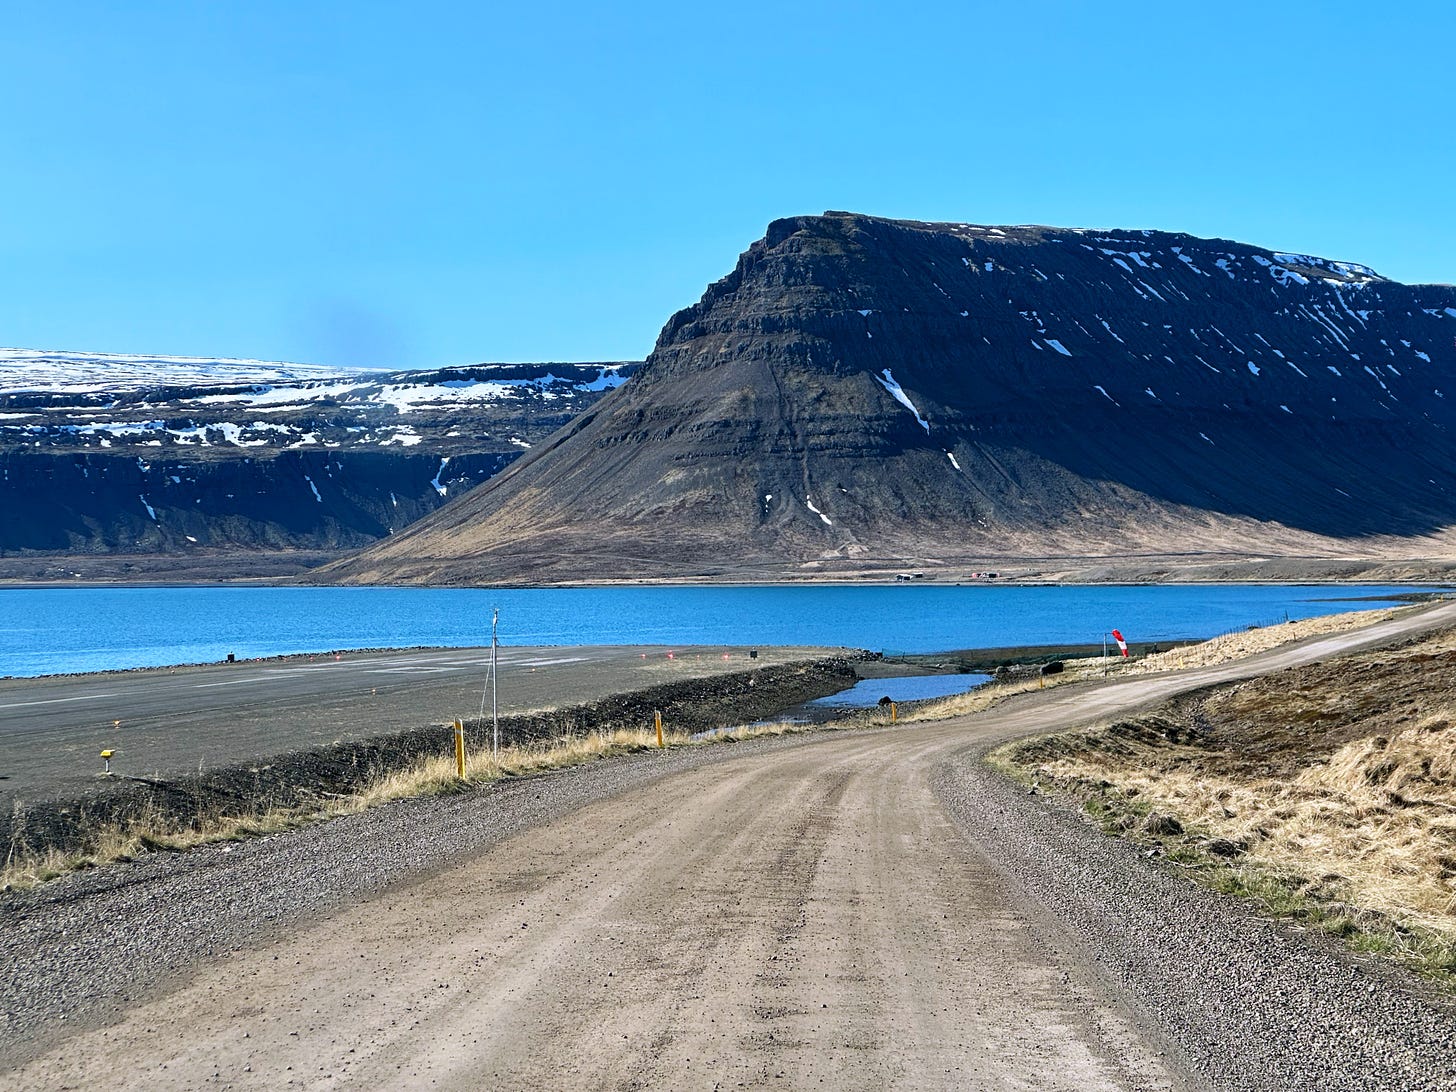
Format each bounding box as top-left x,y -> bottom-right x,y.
363,667 -> 465,676
0,692 -> 119,709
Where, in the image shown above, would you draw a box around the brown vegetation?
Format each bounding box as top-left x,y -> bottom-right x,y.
1003,627 -> 1456,980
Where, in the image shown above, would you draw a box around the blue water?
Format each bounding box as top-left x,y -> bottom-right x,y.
810,673 -> 996,708
0,584 -> 1437,678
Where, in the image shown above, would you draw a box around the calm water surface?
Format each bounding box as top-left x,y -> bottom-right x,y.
809,674 -> 997,708
0,583 -> 1437,678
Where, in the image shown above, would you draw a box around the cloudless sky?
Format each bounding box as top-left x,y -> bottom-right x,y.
3,1 -> 1452,369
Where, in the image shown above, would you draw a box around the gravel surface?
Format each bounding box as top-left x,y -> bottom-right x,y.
935,755 -> 1456,1092
0,731 -> 820,1069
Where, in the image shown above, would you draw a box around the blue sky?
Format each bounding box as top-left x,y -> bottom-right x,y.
3,1 -> 1452,369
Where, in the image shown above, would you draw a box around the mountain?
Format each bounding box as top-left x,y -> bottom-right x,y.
324,212 -> 1454,585
0,349 -> 637,572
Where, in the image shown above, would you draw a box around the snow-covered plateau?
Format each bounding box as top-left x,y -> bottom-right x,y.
0,350 -> 635,453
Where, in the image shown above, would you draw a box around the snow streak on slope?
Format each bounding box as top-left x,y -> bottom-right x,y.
875,369 -> 930,431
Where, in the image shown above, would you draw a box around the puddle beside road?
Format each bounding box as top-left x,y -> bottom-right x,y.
702,672 -> 996,737
811,673 -> 994,708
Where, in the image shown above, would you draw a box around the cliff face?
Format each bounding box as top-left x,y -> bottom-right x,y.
0,449 -> 509,552
0,354 -> 637,556
321,213 -> 1456,585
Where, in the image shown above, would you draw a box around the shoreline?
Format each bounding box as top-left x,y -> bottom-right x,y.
2,586 -> 1446,682
1,577 -> 1451,591
3,549 -> 1456,589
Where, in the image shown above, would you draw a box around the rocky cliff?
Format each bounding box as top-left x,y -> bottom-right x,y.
317,213 -> 1456,584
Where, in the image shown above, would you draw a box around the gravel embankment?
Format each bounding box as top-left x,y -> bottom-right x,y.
0,730 -> 827,1070
935,751 -> 1456,1092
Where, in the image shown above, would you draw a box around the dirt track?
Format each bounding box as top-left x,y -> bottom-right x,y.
6,602 -> 1456,1090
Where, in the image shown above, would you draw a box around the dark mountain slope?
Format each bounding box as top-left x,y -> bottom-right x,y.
0,354 -> 636,561
320,213 -> 1456,585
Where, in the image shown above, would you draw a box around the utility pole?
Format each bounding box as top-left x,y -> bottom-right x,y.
491,608 -> 500,761
477,607 -> 501,761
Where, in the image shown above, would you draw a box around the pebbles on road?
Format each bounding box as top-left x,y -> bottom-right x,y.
936,756 -> 1456,1092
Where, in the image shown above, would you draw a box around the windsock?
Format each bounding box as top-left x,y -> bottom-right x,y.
1112,629 -> 1129,657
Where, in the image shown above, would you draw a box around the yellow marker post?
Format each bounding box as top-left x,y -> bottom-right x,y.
453,719 -> 466,779
100,749 -> 114,776
890,702 -> 898,723
655,710 -> 663,748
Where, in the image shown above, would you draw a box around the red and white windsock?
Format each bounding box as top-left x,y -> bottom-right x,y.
1111,629 -> 1129,657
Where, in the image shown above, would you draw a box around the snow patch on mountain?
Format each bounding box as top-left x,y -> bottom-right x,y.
804,496 -> 833,526
1,351 -> 638,453
875,369 -> 930,432
430,458 -> 451,497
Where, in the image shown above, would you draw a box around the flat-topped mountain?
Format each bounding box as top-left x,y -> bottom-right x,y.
320,212 -> 1453,584
0,350 -> 637,571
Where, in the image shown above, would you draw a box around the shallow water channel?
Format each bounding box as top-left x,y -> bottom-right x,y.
810,673 -> 995,708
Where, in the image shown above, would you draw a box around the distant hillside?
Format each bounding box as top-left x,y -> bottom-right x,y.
318,212 -> 1456,585
0,349 -> 637,561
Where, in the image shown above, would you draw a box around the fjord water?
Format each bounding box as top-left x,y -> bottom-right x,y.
0,584 -> 1434,678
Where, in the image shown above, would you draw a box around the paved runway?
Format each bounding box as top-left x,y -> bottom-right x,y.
0,645 -> 839,808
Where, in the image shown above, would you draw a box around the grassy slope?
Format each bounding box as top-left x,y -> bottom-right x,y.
1000,619 -> 1456,982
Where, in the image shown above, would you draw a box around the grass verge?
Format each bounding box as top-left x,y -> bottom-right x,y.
907,670 -> 1080,720
992,710 -> 1456,987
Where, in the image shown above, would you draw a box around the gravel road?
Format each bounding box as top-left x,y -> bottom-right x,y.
4,602 -> 1456,1090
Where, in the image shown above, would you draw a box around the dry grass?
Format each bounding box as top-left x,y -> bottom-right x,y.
907,675 -> 1054,721
1024,710 -> 1456,931
1124,605 -> 1409,675
3,802 -> 317,888
2,716 -> 876,891
1003,625 -> 1456,981
903,660 -> 1117,721
711,719 -> 826,742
